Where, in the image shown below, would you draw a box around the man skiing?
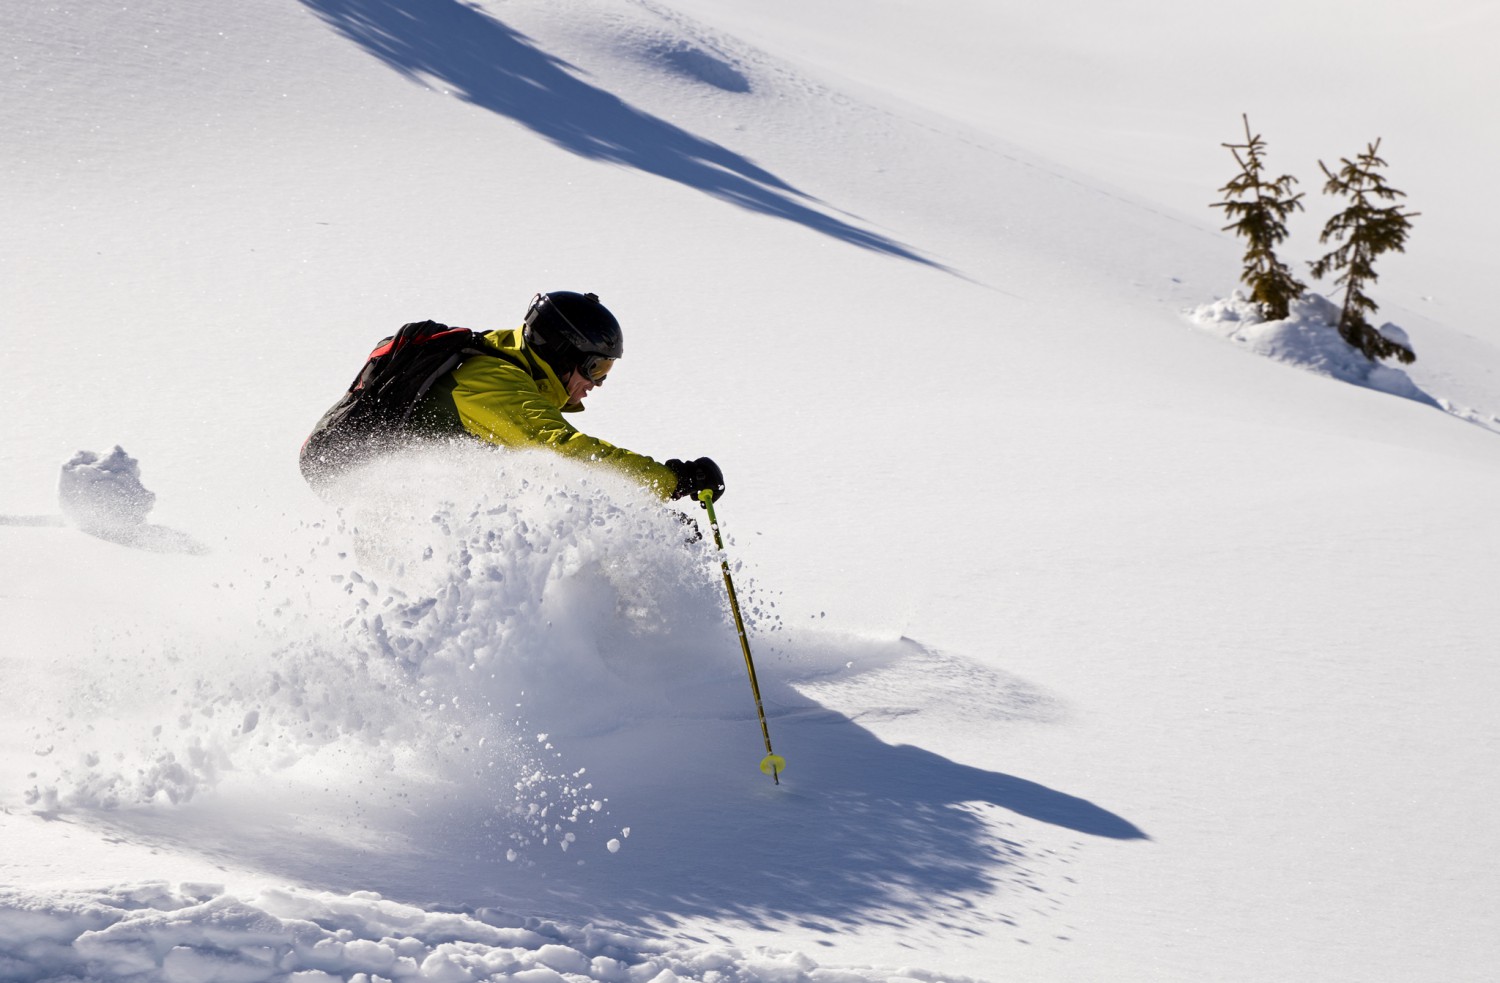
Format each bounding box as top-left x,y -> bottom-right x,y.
300,290 -> 724,503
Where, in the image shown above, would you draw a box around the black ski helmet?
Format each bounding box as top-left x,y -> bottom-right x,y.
522,291 -> 623,383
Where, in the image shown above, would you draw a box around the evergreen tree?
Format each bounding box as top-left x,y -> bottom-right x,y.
1309,139 -> 1419,363
1212,115 -> 1305,320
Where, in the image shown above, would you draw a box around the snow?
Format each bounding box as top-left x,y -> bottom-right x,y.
55,446 -> 209,554
1,881 -> 916,983
4,1 -> 1500,981
1188,292 -> 1442,409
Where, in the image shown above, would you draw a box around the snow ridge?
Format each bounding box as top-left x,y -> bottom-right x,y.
0,881 -> 981,983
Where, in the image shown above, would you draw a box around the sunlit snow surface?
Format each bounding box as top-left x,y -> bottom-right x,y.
4,0 -> 1500,981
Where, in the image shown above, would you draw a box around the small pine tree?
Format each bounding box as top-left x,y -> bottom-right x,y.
1309,139 -> 1419,363
1212,114 -> 1305,320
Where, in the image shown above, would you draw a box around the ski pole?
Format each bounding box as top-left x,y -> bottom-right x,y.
698,489 -> 785,784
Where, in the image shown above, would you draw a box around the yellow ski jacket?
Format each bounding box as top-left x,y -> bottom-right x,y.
415,328 -> 678,498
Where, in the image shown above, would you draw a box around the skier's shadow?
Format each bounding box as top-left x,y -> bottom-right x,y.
488,686 -> 1148,933
297,0 -> 939,267
72,644 -> 1144,935
306,641 -> 1148,932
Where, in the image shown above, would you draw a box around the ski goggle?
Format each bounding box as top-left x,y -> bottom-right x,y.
578,353 -> 616,384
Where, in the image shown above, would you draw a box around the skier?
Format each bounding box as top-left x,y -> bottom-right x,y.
311,290 -> 725,503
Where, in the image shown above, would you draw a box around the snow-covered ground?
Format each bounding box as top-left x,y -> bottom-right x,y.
4,1 -> 1498,981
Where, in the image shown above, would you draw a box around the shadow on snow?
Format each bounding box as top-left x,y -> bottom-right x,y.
526,695 -> 1150,935
77,661 -> 1145,937
297,0 -> 941,268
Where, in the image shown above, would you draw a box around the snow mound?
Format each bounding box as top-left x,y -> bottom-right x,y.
550,0 -> 759,96
58,446 -> 156,532
1189,291 -> 1438,406
0,881 -> 976,983
56,446 -> 205,553
647,43 -> 751,93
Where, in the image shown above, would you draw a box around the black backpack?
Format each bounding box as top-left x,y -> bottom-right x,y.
299,320 -> 506,485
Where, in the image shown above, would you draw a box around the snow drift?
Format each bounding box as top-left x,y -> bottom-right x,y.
0,880 -> 984,983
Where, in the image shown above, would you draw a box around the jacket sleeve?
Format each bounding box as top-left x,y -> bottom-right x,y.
450,358 -> 678,499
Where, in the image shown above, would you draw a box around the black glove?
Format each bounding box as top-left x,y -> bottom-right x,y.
666,457 -> 726,503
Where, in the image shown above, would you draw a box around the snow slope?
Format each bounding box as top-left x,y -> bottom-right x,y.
3,1 -> 1499,981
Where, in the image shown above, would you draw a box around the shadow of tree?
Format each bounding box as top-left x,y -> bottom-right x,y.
298,0 -> 941,267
